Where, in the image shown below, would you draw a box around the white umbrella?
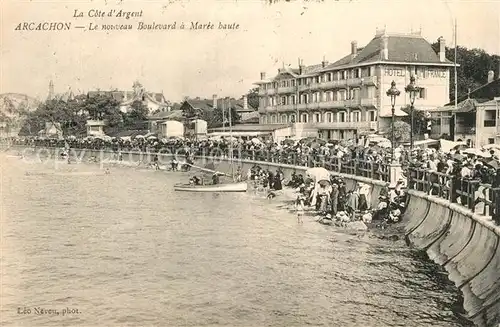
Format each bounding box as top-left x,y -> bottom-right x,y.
147,135 -> 157,140
482,144 -> 500,150
305,167 -> 330,182
251,138 -> 262,145
378,140 -> 392,148
462,148 -> 482,156
477,151 -> 492,158
135,135 -> 145,139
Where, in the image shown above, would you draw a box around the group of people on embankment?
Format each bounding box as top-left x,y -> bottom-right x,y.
6,135 -> 500,226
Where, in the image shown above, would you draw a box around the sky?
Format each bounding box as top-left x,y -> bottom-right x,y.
1,0 -> 499,102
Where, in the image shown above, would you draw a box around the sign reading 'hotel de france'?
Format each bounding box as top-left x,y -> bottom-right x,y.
384,67 -> 447,78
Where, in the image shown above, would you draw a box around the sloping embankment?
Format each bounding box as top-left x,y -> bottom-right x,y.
404,190 -> 500,327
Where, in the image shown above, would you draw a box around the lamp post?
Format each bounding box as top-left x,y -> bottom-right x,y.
405,75 -> 421,150
386,81 -> 400,162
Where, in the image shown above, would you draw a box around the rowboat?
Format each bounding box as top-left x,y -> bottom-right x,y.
174,97 -> 245,193
174,181 -> 248,192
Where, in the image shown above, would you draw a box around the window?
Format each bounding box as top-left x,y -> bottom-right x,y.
419,88 -> 427,99
352,111 -> 361,122
325,91 -> 332,102
289,114 -> 296,123
488,138 -> 495,144
484,110 -> 496,127
367,66 -> 372,77
301,113 -> 309,123
355,69 -> 360,78
340,130 -> 345,139
314,113 -> 321,123
341,71 -> 347,79
281,96 -> 287,105
271,115 -> 277,124
281,115 -> 287,123
262,116 -> 267,124
353,88 -> 360,100
291,95 -> 296,104
339,112 -> 346,122
326,112 -> 333,123
368,111 -> 377,122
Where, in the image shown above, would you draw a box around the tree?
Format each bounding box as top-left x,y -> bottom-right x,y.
124,100 -> 149,128
180,101 -> 201,122
208,106 -> 241,128
247,87 -> 260,110
393,121 -> 411,143
430,41 -> 500,101
400,105 -> 429,136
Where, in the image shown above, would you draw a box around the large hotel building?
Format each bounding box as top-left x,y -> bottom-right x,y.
255,29 -> 455,140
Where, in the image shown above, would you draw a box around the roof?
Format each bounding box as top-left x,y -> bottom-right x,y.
260,32 -> 456,83
445,78 -> 500,106
209,124 -> 290,132
88,90 -> 166,104
324,34 -> 453,71
148,109 -> 183,120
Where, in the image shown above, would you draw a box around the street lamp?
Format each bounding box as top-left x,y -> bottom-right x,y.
405,75 -> 421,150
386,80 -> 400,162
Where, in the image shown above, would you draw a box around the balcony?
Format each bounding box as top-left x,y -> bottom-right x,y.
319,101 -> 345,109
296,103 -> 321,110
456,126 -> 475,135
345,99 -> 361,107
314,121 -> 373,130
277,86 -> 297,94
361,98 -> 377,107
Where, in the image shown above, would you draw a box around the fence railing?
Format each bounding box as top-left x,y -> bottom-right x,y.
7,141 -> 500,225
408,167 -> 500,225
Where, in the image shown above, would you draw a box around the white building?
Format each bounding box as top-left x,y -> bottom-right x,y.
256,29 -> 455,140
88,81 -> 170,114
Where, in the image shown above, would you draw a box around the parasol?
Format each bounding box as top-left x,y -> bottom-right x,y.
318,179 -> 331,187
482,144 -> 500,150
251,138 -> 262,145
305,167 -> 330,182
485,160 -> 500,170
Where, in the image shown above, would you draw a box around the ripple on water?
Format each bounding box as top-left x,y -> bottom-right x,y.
0,156 -> 472,327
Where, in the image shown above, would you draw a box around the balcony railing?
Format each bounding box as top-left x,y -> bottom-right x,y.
314,121 -> 373,130
361,98 -> 377,107
319,101 -> 346,109
277,86 -> 297,94
456,126 -> 475,135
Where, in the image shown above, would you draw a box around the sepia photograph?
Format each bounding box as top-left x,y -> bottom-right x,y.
1,0 -> 499,326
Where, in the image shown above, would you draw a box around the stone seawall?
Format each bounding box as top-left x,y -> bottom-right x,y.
404,190 -> 500,327
8,145 -> 500,326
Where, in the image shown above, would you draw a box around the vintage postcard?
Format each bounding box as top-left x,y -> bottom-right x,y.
1,0 -> 500,326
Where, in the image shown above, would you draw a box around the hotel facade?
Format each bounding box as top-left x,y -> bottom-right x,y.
255,29 -> 455,140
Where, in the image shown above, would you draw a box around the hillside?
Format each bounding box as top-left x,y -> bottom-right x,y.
0,93 -> 40,120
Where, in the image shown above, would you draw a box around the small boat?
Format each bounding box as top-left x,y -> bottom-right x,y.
174,181 -> 248,192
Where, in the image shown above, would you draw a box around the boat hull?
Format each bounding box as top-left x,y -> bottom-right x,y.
174,182 -> 248,192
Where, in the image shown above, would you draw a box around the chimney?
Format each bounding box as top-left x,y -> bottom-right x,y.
242,95 -> 248,110
351,41 -> 358,56
299,59 -> 305,74
438,37 -> 446,62
322,55 -> 328,68
380,36 -> 388,60
212,94 -> 217,109
260,72 -> 266,80
488,70 -> 495,83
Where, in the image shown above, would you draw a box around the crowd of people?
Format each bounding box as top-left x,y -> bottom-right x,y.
5,134 -> 500,225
